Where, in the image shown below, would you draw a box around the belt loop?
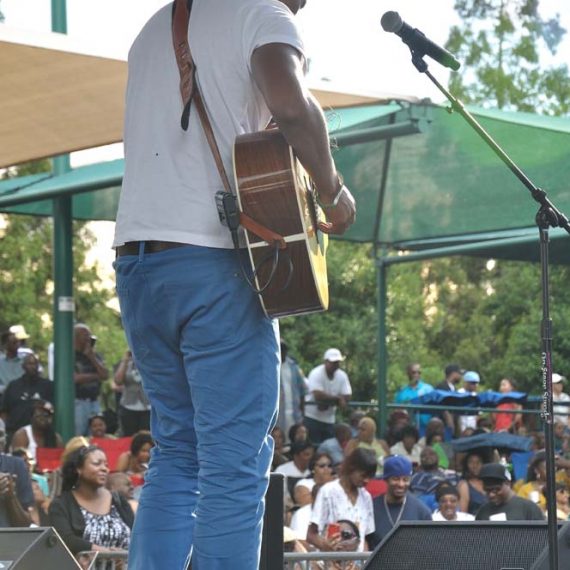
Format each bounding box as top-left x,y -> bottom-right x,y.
138,241 -> 146,263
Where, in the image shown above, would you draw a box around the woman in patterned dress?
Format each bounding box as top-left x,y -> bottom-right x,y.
48,445 -> 134,561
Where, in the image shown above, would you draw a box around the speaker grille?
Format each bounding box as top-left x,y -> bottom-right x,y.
365,522 -> 549,570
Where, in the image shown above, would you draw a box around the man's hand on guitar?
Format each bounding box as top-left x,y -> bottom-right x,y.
318,185 -> 356,235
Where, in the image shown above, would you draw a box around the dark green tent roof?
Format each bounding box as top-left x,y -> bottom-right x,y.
1,101 -> 569,261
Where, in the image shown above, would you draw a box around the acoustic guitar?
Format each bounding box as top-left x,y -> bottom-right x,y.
233,129 -> 329,318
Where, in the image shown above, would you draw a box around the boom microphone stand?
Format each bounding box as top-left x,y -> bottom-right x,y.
405,47 -> 570,570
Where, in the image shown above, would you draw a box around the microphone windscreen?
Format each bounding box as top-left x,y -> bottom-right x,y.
381,11 -> 403,33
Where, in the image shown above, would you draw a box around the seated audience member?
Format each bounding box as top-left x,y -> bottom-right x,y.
308,448 -> 376,553
369,456 -> 432,549
476,463 -> 544,521
293,451 -> 335,507
48,445 -> 134,556
108,472 -> 139,514
0,419 -> 34,527
516,450 -> 547,513
274,441 -> 315,507
116,430 -> 154,490
385,410 -> 411,447
288,423 -> 309,448
432,484 -> 475,521
114,349 -> 151,437
290,483 -> 320,541
493,378 -> 523,432
552,373 -> 570,426
31,479 -> 51,526
553,421 -> 567,456
317,423 -> 352,468
389,425 -> 422,466
10,400 -> 63,462
457,450 -> 488,516
88,414 -> 115,440
410,446 -> 458,511
553,482 -> 570,521
344,417 -> 389,475
271,426 -> 289,470
11,447 -> 49,497
349,410 -> 366,438
48,436 -> 90,499
2,353 -> 53,438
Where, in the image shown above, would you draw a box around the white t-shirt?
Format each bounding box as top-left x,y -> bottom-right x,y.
432,510 -> 475,521
114,0 -> 305,249
310,479 -> 374,552
304,364 -> 352,425
553,392 -> 570,425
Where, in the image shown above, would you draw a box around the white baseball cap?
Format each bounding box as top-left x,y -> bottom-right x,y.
324,348 -> 345,362
553,373 -> 566,384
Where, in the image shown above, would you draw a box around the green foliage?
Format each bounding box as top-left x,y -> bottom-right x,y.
445,0 -> 570,113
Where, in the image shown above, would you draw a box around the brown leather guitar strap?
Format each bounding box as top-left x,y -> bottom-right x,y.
171,0 -> 286,249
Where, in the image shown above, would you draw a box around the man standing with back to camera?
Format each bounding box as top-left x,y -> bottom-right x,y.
113,1 -> 356,569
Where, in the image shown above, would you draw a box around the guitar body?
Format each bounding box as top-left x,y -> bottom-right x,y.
233,129 -> 329,318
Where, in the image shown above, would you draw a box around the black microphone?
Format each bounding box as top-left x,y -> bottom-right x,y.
381,11 -> 460,71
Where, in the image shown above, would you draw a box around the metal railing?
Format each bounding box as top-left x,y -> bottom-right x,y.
79,550 -> 370,569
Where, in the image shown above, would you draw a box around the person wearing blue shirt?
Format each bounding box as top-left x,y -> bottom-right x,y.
395,363 -> 434,433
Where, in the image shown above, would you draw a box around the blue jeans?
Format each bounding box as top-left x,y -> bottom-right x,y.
74,398 -> 100,436
114,244 -> 280,570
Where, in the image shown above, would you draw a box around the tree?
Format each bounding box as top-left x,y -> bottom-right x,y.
445,0 -> 570,113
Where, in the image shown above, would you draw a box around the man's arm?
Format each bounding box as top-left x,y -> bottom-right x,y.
0,473 -> 32,527
251,43 -> 355,235
74,349 -> 109,385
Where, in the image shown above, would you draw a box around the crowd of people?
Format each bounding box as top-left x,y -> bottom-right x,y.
2,326 -> 570,566
273,347 -> 570,561
0,323 -> 155,566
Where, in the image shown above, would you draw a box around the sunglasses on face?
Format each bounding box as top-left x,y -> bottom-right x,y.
341,530 -> 357,540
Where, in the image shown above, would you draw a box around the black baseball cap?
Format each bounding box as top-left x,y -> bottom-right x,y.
479,463 -> 512,482
445,363 -> 465,376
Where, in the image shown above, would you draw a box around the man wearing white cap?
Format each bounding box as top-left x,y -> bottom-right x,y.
304,348 -> 352,444
552,373 -> 570,426
458,370 -> 481,433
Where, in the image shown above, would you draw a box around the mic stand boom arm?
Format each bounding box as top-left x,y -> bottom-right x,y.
409,49 -> 570,570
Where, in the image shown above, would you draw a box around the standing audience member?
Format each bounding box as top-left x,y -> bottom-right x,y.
432,484 -> 475,521
389,425 -> 422,466
317,423 -> 352,468
436,364 -> 464,437
458,371 -> 481,433
304,349 -> 352,445
278,341 -> 307,442
552,373 -> 570,426
8,325 -> 34,359
395,363 -> 434,433
457,450 -> 488,516
344,417 -> 389,474
114,349 -> 151,436
0,419 -> 33,527
308,448 -> 376,553
493,378 -> 523,433
369,456 -> 432,549
0,332 -> 24,404
73,324 -> 109,436
2,353 -> 54,438
48,446 -> 134,555
476,463 -> 544,521
10,400 -> 63,462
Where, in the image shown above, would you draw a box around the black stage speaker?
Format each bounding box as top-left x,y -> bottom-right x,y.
0,527 -> 80,569
260,473 -> 283,570
364,521 -> 554,570
530,522 -> 570,570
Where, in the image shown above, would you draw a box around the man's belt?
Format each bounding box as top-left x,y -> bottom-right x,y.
116,241 -> 188,257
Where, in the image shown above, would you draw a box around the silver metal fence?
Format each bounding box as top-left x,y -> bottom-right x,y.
79,550 -> 370,569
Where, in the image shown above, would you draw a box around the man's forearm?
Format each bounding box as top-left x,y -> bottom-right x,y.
5,494 -> 32,527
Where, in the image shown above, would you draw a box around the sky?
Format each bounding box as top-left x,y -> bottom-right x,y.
2,0 -> 570,271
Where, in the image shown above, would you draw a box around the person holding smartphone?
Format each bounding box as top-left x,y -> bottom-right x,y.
307,448 -> 376,553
